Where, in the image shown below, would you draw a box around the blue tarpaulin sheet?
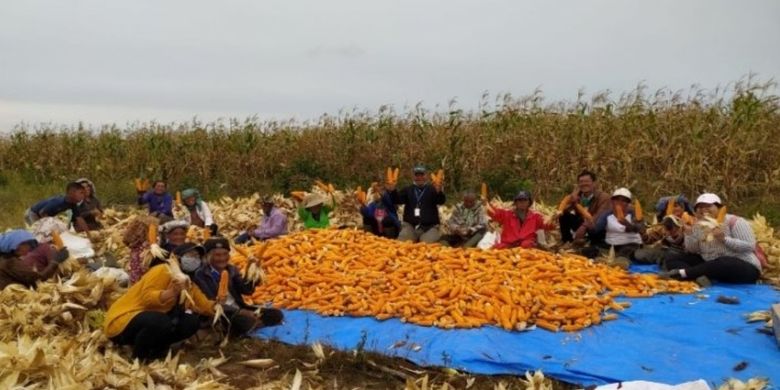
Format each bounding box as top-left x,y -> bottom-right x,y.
254,265 -> 780,386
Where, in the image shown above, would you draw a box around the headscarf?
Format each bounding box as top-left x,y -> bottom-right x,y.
181,188 -> 203,210
0,230 -> 38,254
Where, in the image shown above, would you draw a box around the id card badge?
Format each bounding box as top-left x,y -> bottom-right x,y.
414,207 -> 421,217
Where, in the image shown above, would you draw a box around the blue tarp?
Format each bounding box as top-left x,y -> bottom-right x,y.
254,265 -> 780,386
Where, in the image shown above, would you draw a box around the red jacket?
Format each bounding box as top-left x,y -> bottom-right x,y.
488,208 -> 547,249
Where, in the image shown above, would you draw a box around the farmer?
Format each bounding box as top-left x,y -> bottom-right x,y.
581,188 -> 645,265
24,182 -> 86,226
137,180 -> 174,218
389,165 -> 446,243
160,219 -> 189,253
74,178 -> 103,232
175,242 -> 206,277
178,188 -> 218,235
633,195 -> 693,264
237,195 -> 288,243
558,170 -> 611,244
104,255 -> 215,361
122,216 -> 158,285
192,238 -> 283,336
360,184 -> 400,239
487,190 -> 552,249
660,193 -> 762,284
298,193 -> 334,229
0,229 -> 70,289
440,190 -> 487,247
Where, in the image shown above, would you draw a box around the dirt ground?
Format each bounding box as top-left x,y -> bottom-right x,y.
179,334 -> 576,389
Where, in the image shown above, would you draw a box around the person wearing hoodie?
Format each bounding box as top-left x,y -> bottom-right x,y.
192,238 -> 284,336
0,230 -> 69,289
178,188 -> 218,235
389,165 -> 446,243
74,178 -> 103,232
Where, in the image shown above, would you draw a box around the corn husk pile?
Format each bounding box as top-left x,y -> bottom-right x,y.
718,377 -> 769,390
0,269 -> 233,389
744,310 -> 774,331
749,213 -> 780,286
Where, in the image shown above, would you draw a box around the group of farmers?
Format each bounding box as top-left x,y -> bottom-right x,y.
0,165 -> 765,360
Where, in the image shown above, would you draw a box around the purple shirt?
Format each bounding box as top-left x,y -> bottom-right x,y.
253,207 -> 288,240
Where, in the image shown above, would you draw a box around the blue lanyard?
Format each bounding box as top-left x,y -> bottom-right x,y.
414,187 -> 427,206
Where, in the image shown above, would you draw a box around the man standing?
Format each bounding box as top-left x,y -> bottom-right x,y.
388,165 -> 446,243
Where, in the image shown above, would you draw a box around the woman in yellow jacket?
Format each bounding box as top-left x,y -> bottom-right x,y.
104,257 -> 215,361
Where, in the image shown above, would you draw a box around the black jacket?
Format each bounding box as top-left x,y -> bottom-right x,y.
390,184 -> 446,227
192,264 -> 256,310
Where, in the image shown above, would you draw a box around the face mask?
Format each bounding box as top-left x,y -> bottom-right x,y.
181,255 -> 201,273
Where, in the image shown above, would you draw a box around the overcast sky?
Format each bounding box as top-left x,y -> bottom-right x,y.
1,0 -> 778,131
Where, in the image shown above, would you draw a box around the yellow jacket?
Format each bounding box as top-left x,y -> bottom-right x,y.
104,263 -> 214,338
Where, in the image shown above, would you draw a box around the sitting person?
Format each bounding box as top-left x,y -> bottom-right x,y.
179,188 -> 218,235
237,196 -> 289,244
104,256 -> 215,361
176,242 -> 206,277
25,182 -> 86,226
138,180 -> 173,218
122,216 -> 158,285
440,190 -> 487,247
581,188 -> 645,264
192,238 -> 283,336
661,193 -> 762,284
634,215 -> 685,265
298,194 -> 334,229
0,229 -> 69,289
160,220 -> 189,253
389,165 -> 446,243
74,178 -> 103,232
634,194 -> 693,264
487,191 -> 552,249
558,170 -> 612,245
360,185 -> 400,239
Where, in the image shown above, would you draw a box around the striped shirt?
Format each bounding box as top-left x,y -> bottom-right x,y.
683,214 -> 761,270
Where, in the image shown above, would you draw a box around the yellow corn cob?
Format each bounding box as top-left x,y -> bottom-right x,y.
480,183 -> 488,201
633,199 -> 644,221
575,204 -> 593,223
614,204 -> 625,221
716,206 -> 727,223
665,197 -> 676,216
52,231 -> 65,250
557,195 -> 571,213
175,191 -> 182,206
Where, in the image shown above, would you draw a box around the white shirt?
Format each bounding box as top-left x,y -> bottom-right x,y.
605,214 -> 643,246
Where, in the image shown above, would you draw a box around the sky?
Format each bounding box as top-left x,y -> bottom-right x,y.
0,0 -> 778,131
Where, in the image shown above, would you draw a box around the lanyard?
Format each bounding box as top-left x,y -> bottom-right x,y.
414,187 -> 427,206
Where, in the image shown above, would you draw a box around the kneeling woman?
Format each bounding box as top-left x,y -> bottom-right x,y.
103,256 -> 215,361
193,237 -> 283,336
663,193 -> 762,284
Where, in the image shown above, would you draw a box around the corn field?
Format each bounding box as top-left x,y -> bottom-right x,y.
1,78 -> 779,213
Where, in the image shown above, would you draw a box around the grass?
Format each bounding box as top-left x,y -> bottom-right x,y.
2,76 -> 779,229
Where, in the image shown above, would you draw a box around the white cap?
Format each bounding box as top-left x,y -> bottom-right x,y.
695,193 -> 722,206
611,187 -> 632,201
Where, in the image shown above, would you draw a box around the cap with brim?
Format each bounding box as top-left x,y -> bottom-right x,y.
413,165 -> 427,174
203,237 -> 230,253
174,242 -> 205,258
513,191 -> 532,201
611,187 -> 632,201
695,193 -> 722,207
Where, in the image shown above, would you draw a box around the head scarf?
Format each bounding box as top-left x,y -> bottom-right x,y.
181,188 -> 203,210
0,230 -> 38,254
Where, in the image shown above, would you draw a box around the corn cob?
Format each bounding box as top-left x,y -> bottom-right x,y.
557,195 -> 571,213
614,204 -> 625,221
52,231 -> 65,250
217,270 -> 229,302
665,197 -> 676,216
716,206 -> 728,223
633,199 -> 644,221
575,204 -> 593,223
480,183 -> 488,201
175,191 -> 182,206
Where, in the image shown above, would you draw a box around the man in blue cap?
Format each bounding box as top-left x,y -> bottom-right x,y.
387,165 -> 446,243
